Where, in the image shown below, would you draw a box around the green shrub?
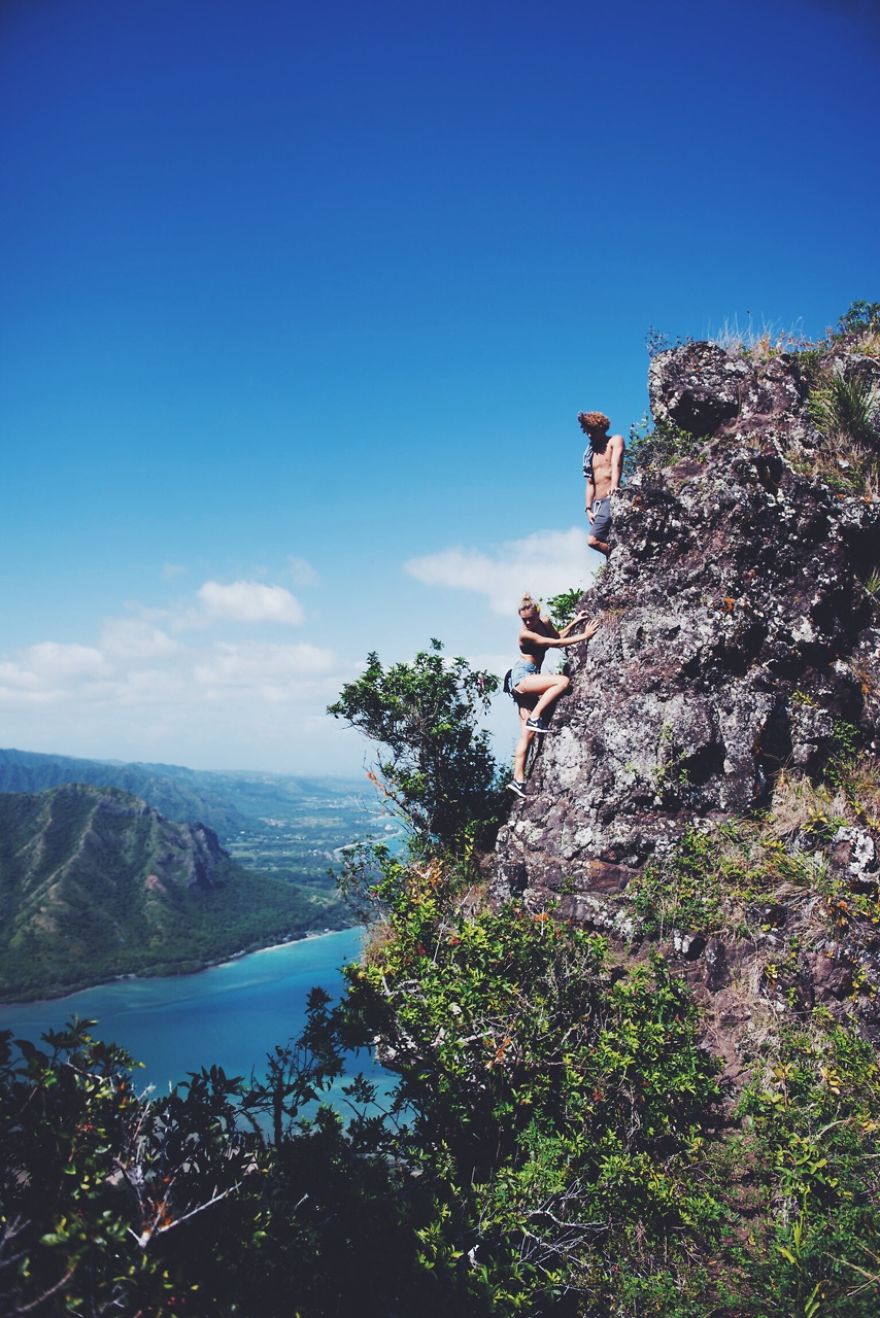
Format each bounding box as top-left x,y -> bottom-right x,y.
625,414 -> 701,475
808,375 -> 880,449
731,1015 -> 880,1315
328,640 -> 506,854
546,587 -> 584,630
342,862 -> 726,1312
837,300 -> 880,337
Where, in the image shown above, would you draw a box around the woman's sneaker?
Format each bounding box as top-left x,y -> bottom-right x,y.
526,716 -> 550,734
506,780 -> 527,798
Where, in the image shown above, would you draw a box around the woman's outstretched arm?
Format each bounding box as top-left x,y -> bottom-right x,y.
519,619 -> 599,649
559,612 -> 589,639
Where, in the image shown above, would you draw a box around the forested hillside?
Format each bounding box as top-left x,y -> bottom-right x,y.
0,784 -> 349,1000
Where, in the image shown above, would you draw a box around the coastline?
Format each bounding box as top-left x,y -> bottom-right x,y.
0,925 -> 374,1097
251,925 -> 362,956
0,924 -> 362,1009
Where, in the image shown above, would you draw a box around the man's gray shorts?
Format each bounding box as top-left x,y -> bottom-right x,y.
589,496 -> 613,541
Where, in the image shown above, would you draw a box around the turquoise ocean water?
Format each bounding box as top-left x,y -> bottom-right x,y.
0,928 -> 384,1099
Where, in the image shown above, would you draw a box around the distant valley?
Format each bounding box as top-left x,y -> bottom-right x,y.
0,747 -> 374,834
0,750 -> 393,1002
0,747 -> 396,886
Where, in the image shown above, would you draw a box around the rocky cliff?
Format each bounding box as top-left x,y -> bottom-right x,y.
495,335 -> 880,1064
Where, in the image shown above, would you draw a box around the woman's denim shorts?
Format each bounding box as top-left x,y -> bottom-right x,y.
510,659 -> 538,691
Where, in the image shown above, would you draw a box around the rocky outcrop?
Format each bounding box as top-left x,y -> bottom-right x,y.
494,340 -> 880,1047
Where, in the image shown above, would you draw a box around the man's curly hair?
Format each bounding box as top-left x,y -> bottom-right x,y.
577,410 -> 610,434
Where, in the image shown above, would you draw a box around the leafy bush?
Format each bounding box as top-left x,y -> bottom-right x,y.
328,640 -> 506,854
341,861 -> 726,1312
628,827 -> 733,938
625,414 -> 701,476
837,300 -> 880,337
0,1019 -> 264,1315
545,587 -> 584,630
732,1014 -> 880,1315
0,1006 -> 438,1318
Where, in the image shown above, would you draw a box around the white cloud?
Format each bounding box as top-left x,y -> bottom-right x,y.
194,642 -> 336,689
405,527 -> 594,615
101,618 -> 181,659
0,624 -> 353,772
0,644 -> 111,709
0,560 -> 363,769
287,555 -> 318,587
24,642 -> 109,678
196,580 -> 305,625
0,660 -> 43,690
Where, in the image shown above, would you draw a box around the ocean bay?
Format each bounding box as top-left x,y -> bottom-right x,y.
0,928 -> 379,1096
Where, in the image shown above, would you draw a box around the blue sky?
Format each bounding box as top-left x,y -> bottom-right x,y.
2,0 -> 878,774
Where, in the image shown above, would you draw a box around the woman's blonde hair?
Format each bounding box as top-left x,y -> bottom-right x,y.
519,593 -> 537,612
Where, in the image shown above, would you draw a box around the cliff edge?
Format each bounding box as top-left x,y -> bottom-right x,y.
495,336 -> 880,1059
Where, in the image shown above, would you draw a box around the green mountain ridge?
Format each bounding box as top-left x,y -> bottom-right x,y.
0,747 -> 370,838
0,783 -> 349,1002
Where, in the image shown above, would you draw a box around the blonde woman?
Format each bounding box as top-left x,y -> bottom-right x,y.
508,594 -> 599,798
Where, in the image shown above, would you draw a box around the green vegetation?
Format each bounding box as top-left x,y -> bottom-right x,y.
732,1015 -> 880,1315
0,861 -> 348,1002
627,745 -> 880,949
804,373 -> 880,494
784,299 -> 880,494
328,639 -> 506,852
4,650 -> 880,1313
627,826 -> 733,939
0,1012 -> 420,1317
545,587 -> 584,630
342,863 -> 727,1314
222,796 -> 394,888
808,376 -> 880,450
624,414 -> 701,475
837,300 -> 880,337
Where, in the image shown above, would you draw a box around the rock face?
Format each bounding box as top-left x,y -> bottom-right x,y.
494,342 -> 880,920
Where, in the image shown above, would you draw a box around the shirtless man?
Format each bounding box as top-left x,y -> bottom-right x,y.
579,410 -> 625,556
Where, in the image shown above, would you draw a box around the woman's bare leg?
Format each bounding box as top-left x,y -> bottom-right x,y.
513,708 -> 534,780
514,673 -> 570,723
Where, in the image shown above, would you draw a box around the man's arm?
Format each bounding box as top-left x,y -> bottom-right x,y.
609,434 -> 625,493
585,473 -> 596,520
